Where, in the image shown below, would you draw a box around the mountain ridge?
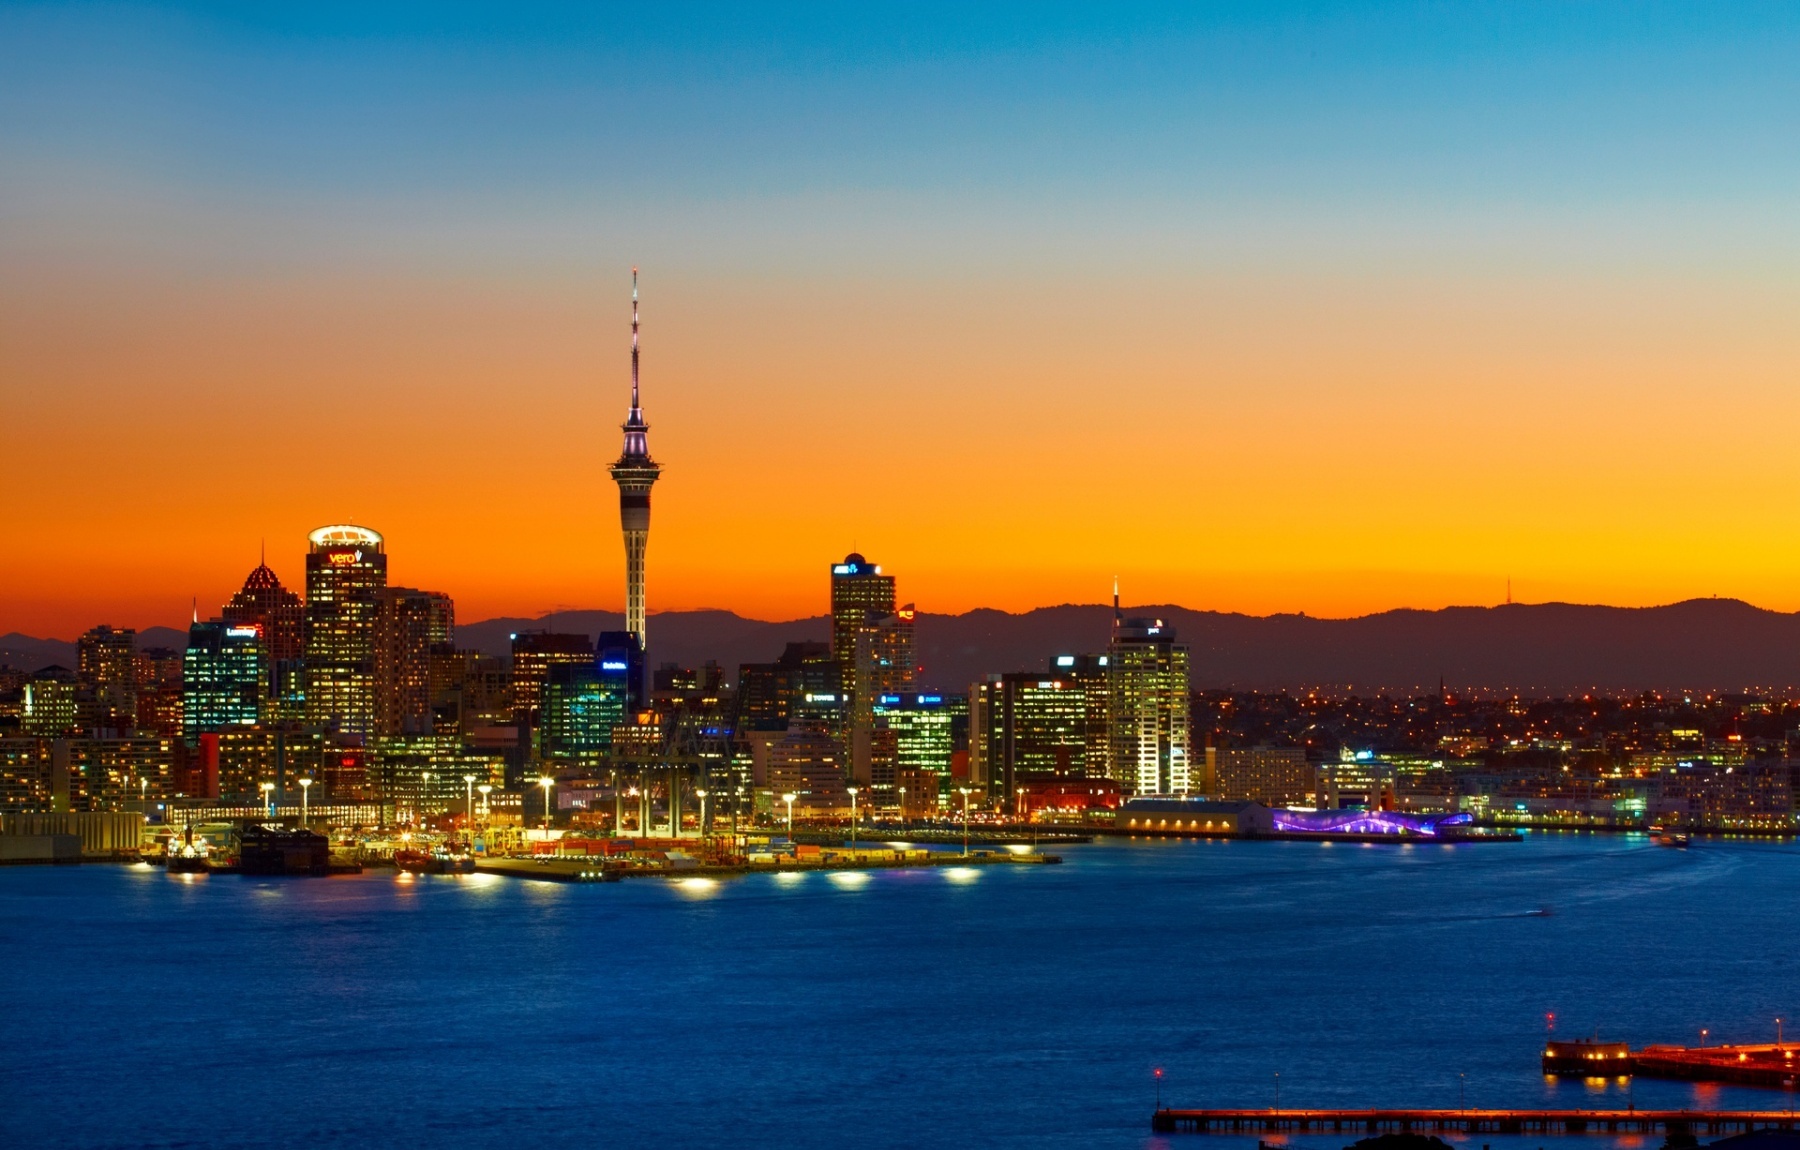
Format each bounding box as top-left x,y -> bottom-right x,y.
6,598 -> 1799,693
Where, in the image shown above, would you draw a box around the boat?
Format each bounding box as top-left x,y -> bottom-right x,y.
1649,825 -> 1692,848
395,848 -> 476,875
166,825 -> 212,874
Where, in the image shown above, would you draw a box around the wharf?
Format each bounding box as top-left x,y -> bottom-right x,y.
1152,1108 -> 1800,1136
1633,1044 -> 1800,1087
475,849 -> 1060,884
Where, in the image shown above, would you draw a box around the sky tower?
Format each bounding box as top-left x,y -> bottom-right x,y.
610,268 -> 661,664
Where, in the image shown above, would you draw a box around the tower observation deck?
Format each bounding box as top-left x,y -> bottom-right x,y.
609,268 -> 661,659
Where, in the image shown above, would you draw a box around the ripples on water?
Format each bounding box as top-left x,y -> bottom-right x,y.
4,834 -> 1797,1150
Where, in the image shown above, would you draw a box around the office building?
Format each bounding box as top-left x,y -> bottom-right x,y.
875,692 -> 963,800
851,606 -> 916,785
609,269 -> 661,687
223,558 -> 307,721
23,667 -> 80,737
510,632 -> 595,729
767,719 -> 852,816
183,621 -> 265,743
375,587 -> 452,736
303,524 -> 388,736
77,625 -> 137,731
539,662 -> 628,765
428,648 -> 511,735
736,642 -> 842,732
970,670 -> 1092,797
1107,615 -> 1192,795
1214,746 -> 1312,807
596,630 -> 646,716
830,553 -> 895,711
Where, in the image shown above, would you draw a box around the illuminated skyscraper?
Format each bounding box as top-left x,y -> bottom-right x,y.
509,631 -> 595,731
609,269 -> 660,686
303,525 -> 388,736
183,621 -> 265,742
222,557 -> 305,719
830,553 -> 896,711
77,625 -> 137,731
1106,610 -> 1192,796
970,670 -> 1091,797
375,588 -> 452,736
850,605 -> 916,785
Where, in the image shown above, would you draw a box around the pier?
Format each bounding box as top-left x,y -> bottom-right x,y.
1151,1108 -> 1800,1136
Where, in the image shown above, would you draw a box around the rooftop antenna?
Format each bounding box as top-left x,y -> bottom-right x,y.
1506,577 -> 1512,606
630,265 -> 640,417
1112,576 -> 1121,635
191,596 -> 198,624
260,537 -> 266,567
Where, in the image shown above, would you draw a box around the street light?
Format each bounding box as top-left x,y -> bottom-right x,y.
782,792 -> 797,845
538,776 -> 555,832
627,785 -> 641,837
477,784 -> 492,852
259,782 -> 274,819
139,776 -> 149,818
463,774 -> 478,848
847,786 -> 860,853
421,770 -> 434,824
695,789 -> 709,839
1702,1028 -> 1710,1048
297,777 -> 313,828
958,787 -> 972,856
897,786 -> 907,833
1017,785 -> 1025,823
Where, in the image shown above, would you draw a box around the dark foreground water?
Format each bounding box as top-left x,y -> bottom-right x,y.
4,833 -> 1799,1150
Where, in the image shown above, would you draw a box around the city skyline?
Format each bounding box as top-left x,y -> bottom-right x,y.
7,4 -> 1800,634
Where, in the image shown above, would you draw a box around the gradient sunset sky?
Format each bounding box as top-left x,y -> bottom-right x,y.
4,2 -> 1798,637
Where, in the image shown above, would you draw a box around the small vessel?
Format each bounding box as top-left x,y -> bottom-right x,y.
166,824 -> 212,874
395,848 -> 476,875
1649,825 -> 1692,848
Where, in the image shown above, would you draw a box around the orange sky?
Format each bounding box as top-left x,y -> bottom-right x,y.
5,239 -> 1800,638
5,7 -> 1800,638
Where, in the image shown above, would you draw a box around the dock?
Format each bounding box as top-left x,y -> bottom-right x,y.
1151,1108 -> 1800,1136
474,849 -> 1061,884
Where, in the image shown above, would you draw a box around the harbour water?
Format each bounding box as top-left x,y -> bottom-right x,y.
5,833 -> 1798,1149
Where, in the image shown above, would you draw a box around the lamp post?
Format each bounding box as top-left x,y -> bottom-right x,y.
897,786 -> 906,833
695,789 -> 708,839
782,792 -> 796,845
463,774 -> 477,848
1154,1067 -> 1163,1111
627,785 -> 640,837
139,776 -> 149,819
298,777 -> 313,829
1702,1028 -> 1710,1049
477,784 -> 492,852
1459,1072 -> 1465,1111
847,786 -> 859,853
538,776 -> 555,832
1017,785 -> 1025,824
421,770 -> 433,825
1274,1071 -> 1280,1114
958,787 -> 972,856
259,782 -> 274,819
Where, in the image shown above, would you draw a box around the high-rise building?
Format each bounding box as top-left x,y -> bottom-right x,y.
609,268 -> 661,691
1107,614 -> 1192,795
539,662 -> 628,766
22,667 -> 79,737
183,621 -> 265,743
830,553 -> 895,710
428,648 -> 511,735
767,719 -> 852,816
850,606 -> 916,785
77,625 -> 137,731
509,632 -> 595,730
375,588 -> 452,736
77,625 -> 136,691
874,692 -> 963,800
222,559 -> 306,720
303,525 -> 388,736
970,670 -> 1092,797
735,642 -> 841,732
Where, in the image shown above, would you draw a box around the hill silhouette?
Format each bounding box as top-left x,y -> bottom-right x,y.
7,599 -> 1797,694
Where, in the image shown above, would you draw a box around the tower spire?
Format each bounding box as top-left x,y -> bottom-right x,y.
611,266 -> 662,697
630,265 -> 640,417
